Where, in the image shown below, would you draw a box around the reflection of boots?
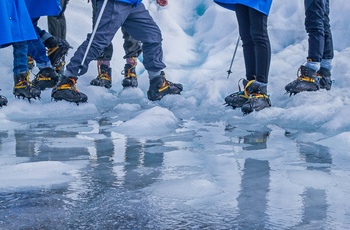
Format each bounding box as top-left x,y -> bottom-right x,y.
241,131 -> 270,151
13,71 -> 41,101
90,61 -> 112,89
51,76 -> 88,104
285,65 -> 320,95
147,71 -> 183,101
32,67 -> 59,90
121,57 -> 138,88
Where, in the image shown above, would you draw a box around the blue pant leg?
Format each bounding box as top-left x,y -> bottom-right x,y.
66,0 -> 129,76
27,38 -> 51,68
122,3 -> 166,72
304,0 -> 325,62
28,18 -> 51,68
322,0 -> 333,60
13,42 -> 29,76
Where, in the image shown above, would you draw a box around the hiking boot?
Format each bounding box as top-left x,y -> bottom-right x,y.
90,62 -> 112,89
121,63 -> 138,88
224,79 -> 251,109
241,94 -> 271,115
28,55 -> 35,70
0,90 -> 7,107
147,71 -> 183,101
318,67 -> 333,90
240,80 -> 271,114
47,38 -> 71,73
285,65 -> 320,95
13,71 -> 41,101
32,67 -> 59,90
51,76 -> 88,104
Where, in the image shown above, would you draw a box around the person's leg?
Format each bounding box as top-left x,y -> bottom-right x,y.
122,3 -> 182,100
318,0 -> 333,90
13,42 -> 29,76
13,42 -> 41,100
285,0 -> 326,95
121,3 -> 165,78
48,0 -> 68,39
90,43 -> 113,89
122,27 -> 142,59
89,0 -> 113,88
121,27 -> 142,88
28,18 -> 52,69
304,0 -> 325,70
235,4 -> 255,81
248,7 -> 270,84
321,0 -> 333,68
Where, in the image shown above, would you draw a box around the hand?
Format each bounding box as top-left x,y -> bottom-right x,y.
156,0 -> 168,7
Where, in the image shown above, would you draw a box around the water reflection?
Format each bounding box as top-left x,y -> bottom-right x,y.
297,142 -> 332,229
235,130 -> 271,229
239,130 -> 271,151
14,124 -> 90,161
65,118 -> 166,228
0,131 -> 8,152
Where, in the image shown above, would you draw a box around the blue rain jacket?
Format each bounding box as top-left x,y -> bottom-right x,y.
214,0 -> 273,15
25,0 -> 61,18
117,0 -> 143,7
0,0 -> 36,46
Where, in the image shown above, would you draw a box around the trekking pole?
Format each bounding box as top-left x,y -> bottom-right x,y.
227,36 -> 240,79
79,0 -> 108,74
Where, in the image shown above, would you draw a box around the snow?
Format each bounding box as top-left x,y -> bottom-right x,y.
1,0 -> 350,229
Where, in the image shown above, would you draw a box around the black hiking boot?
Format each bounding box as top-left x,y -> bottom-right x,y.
285,66 -> 320,95
224,79 -> 251,109
13,71 -> 41,101
147,71 -> 183,101
121,63 -> 138,88
90,62 -> 112,89
46,37 -> 71,74
240,80 -> 271,114
32,67 -> 59,90
51,76 -> 88,105
317,67 -> 333,90
0,90 -> 7,107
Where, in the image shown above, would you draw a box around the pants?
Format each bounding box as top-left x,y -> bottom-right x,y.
67,1 -> 162,76
91,0 -> 142,61
28,18 -> 51,68
235,4 -> 271,83
13,41 -> 29,76
305,0 -> 333,62
48,0 -> 69,40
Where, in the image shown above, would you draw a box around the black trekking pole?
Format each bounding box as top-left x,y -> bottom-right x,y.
79,0 -> 108,75
227,36 -> 240,79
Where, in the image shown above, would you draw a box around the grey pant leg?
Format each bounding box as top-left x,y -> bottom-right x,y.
121,27 -> 142,59
48,0 -> 68,39
66,0 -> 131,76
122,4 -> 166,72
